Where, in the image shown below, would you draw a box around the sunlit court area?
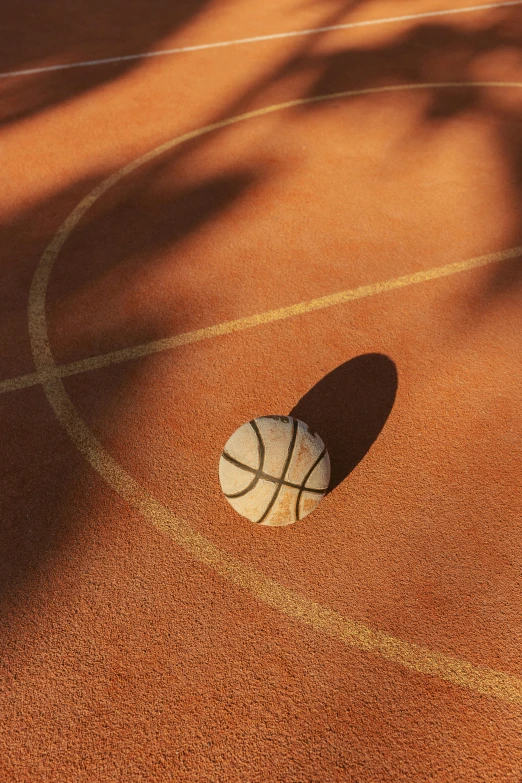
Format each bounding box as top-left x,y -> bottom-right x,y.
1,0 -> 522,780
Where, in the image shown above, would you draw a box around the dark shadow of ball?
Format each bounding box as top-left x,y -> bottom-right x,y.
289,354 -> 398,492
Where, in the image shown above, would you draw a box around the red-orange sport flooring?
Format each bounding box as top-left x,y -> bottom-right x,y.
1,0 -> 522,780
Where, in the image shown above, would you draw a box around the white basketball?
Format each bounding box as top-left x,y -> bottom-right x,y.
219,415 -> 330,526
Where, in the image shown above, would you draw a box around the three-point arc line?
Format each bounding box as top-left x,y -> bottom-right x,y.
10,83 -> 522,706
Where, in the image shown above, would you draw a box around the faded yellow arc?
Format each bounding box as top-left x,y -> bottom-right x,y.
23,82 -> 522,706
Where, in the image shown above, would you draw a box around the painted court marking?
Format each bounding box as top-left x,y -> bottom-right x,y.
1,1 -> 521,79
1,243 -> 521,396
25,83 -> 522,705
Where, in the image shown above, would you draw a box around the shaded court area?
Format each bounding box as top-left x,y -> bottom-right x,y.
1,0 -> 522,780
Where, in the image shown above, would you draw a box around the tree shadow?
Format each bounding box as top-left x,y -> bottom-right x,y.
46,163 -> 263,362
2,2 -> 522,777
0,0 -> 368,128
0,137 -> 273,605
2,0 -> 521,609
289,353 -> 397,492
294,10 -> 522,305
0,0 -> 212,126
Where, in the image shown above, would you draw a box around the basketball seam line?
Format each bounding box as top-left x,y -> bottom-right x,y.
295,446 -> 328,521
221,452 -> 328,495
256,418 -> 299,524
221,421 -> 266,499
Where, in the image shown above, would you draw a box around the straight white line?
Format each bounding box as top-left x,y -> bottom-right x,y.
1,0 -> 521,80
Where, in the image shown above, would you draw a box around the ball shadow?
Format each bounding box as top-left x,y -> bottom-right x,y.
289,354 -> 398,492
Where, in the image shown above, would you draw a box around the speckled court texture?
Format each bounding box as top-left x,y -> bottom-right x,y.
1,0 -> 522,780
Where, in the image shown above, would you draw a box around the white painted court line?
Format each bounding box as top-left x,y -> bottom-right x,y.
22,83 -> 522,705
1,0 -> 521,80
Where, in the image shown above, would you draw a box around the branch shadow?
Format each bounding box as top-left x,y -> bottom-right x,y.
294,10 -> 522,306
46,163 -> 263,361
289,353 -> 398,492
0,159 -> 267,613
2,1 -> 522,777
2,0 -> 521,613
0,0 -> 212,127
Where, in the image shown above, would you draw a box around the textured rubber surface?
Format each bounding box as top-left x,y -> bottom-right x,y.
1,0 -> 522,780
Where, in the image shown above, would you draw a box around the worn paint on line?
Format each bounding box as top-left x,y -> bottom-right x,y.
2,243 -> 520,396
25,84 -> 522,704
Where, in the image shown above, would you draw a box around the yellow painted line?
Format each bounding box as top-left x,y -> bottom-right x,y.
2,242 -> 521,396
0,371 -> 49,394
25,84 -> 522,704
26,374 -> 522,706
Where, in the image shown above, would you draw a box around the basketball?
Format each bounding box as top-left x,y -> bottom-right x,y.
219,415 -> 330,526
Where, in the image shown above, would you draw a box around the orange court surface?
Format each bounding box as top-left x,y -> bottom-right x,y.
1,0 -> 522,780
